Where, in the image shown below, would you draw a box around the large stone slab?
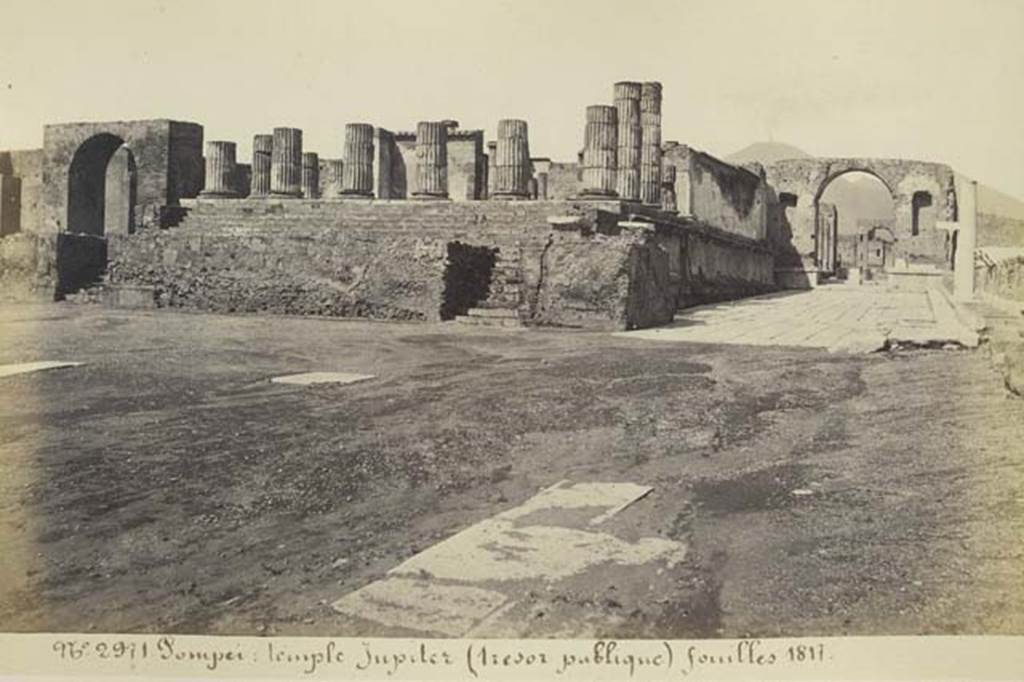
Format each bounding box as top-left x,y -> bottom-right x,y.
331,480 -> 682,636
269,372 -> 374,386
0,361 -> 83,378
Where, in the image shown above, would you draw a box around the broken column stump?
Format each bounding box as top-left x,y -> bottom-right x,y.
414,121 -> 449,199
302,152 -> 320,199
581,104 -> 618,197
493,119 -> 531,199
200,141 -> 238,198
640,81 -> 663,206
341,123 -> 375,197
250,134 -> 273,198
614,81 -> 642,201
271,127 -> 303,198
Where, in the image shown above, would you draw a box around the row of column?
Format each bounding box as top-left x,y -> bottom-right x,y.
579,80 -> 665,206
414,118 -> 532,199
201,120 -> 535,200
201,124 -> 377,199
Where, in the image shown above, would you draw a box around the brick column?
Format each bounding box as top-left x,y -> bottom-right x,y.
324,159 -> 344,198
581,104 -> 618,197
614,81 -> 642,201
341,123 -> 374,197
302,152 -> 319,199
640,81 -> 663,205
536,172 -> 548,200
250,134 -> 273,197
493,119 -> 531,199
660,164 -> 677,212
414,121 -> 449,198
271,127 -> 302,197
486,141 -> 497,198
954,177 -> 978,301
200,141 -> 237,197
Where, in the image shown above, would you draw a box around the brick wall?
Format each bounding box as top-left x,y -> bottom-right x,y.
0,231 -> 106,301
664,145 -> 767,241
106,198 -> 775,329
0,232 -> 57,300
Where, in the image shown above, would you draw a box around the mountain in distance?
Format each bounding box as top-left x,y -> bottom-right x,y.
725,141 -> 812,165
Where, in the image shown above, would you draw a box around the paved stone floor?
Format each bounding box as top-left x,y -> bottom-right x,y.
619,283 -> 979,352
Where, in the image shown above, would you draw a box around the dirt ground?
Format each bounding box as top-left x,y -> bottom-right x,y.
0,302 -> 1022,637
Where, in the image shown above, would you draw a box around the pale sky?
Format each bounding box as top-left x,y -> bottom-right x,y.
2,0 -> 1023,198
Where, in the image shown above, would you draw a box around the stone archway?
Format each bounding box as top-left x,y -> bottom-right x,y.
59,134 -> 141,296
815,168 -> 895,277
765,158 -> 956,286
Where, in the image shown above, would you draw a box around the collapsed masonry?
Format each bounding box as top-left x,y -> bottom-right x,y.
0,81 -> 979,328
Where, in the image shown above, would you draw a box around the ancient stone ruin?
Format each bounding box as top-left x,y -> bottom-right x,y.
0,81 -> 980,328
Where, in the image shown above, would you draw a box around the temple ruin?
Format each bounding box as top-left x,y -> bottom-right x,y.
0,81 -> 981,328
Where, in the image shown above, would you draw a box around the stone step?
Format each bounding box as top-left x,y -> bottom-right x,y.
453,310 -> 522,328
475,293 -> 521,308
466,307 -> 518,318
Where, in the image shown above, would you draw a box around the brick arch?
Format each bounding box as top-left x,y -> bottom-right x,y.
42,119 -> 203,234
765,157 -> 957,273
813,165 -> 898,204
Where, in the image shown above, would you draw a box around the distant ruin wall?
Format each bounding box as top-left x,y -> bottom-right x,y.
545,162 -> 584,201
664,145 -> 767,242
0,149 -> 43,235
106,199 -> 774,329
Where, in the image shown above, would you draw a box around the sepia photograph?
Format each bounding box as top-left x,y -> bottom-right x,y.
1,0 -> 1022,678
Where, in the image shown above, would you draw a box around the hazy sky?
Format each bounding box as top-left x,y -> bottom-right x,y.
2,0 -> 1023,197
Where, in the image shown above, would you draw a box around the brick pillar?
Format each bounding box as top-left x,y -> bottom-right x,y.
486,141 -> 497,198
200,141 -> 237,197
536,172 -> 548,200
493,119 -> 531,199
640,81 -> 663,205
301,152 -> 319,198
324,159 -> 344,198
614,81 -> 642,201
341,123 -> 374,197
954,177 -> 978,302
660,164 -> 677,212
250,134 -> 273,197
414,121 -> 449,199
271,127 -> 302,197
581,104 -> 618,197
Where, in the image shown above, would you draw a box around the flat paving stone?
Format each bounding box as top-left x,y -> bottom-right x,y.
618,284 -> 978,352
331,480 -> 683,636
269,371 -> 374,386
330,578 -> 508,637
0,361 -> 84,378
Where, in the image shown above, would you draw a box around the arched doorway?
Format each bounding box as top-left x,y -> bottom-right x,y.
59,134 -> 137,297
67,133 -> 136,235
816,171 -> 896,280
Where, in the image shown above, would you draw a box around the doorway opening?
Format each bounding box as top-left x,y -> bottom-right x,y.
818,171 -> 896,280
